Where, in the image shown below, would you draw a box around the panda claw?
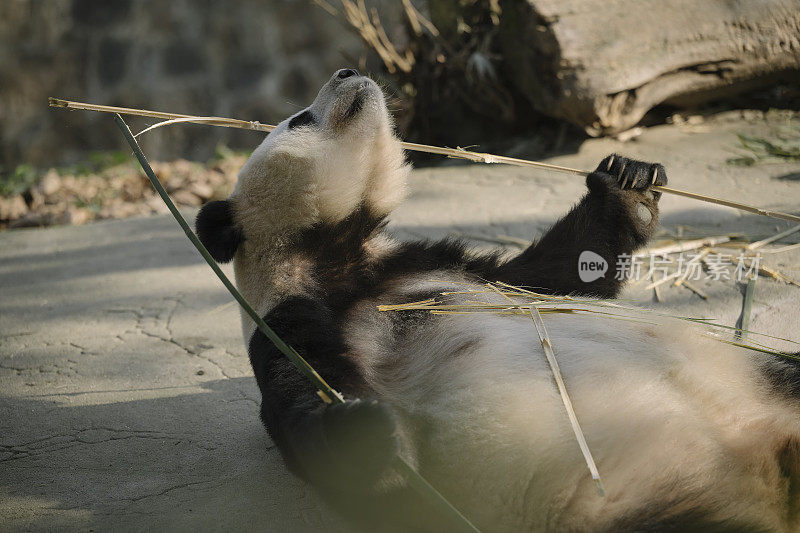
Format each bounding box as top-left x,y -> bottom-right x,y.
618,161 -> 628,187
591,154 -> 668,193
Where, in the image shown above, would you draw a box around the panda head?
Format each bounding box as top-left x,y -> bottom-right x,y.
196,68 -> 410,263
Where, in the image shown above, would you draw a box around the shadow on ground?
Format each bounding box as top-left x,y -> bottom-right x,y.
1,378 -> 342,532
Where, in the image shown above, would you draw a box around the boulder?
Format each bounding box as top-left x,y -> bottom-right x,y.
497,0 -> 800,134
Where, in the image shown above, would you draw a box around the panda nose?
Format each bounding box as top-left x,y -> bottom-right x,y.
336,68 -> 359,79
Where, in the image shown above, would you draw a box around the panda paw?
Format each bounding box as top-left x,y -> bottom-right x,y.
587,154 -> 667,228
322,398 -> 399,486
589,154 -> 667,193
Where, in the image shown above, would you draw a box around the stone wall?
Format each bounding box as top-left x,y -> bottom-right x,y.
0,0 -> 369,172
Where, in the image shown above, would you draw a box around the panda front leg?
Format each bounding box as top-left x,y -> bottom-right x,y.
496,154 -> 667,298
251,296 -> 400,494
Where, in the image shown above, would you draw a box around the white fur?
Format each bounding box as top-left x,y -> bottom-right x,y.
343,275 -> 800,531
229,72 -> 409,340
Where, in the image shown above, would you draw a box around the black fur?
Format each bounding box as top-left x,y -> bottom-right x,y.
288,109 -> 316,130
344,90 -> 366,120
195,200 -> 243,263
253,296 -> 452,531
290,205 -> 503,317
498,154 -> 666,297
762,354 -> 800,400
250,296 -> 370,484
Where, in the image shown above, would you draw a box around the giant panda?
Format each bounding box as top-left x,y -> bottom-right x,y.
196,68 -> 800,532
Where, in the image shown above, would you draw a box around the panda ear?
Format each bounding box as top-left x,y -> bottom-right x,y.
195,200 -> 243,263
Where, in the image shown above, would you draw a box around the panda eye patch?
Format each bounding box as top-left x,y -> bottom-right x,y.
288,110 -> 316,130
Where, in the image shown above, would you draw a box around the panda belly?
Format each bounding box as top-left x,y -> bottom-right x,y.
351,304 -> 795,531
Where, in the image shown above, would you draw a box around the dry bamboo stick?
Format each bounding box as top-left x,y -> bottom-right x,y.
652,187 -> 800,224
747,225 -> 800,250
753,263 -> 800,287
675,279 -> 709,300
401,0 -> 439,37
645,271 -> 683,289
639,236 -> 731,257
529,306 -> 605,497
49,97 -> 274,132
48,97 -> 800,225
761,242 -> 800,254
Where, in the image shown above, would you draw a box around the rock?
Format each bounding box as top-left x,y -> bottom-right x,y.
188,182 -> 214,200
8,212 -> 51,228
171,190 -> 202,207
99,200 -> 139,220
1,153 -> 243,230
165,178 -> 185,194
120,178 -> 147,202
0,195 -> 28,221
38,170 -> 62,198
151,162 -> 171,180
77,181 -> 100,202
741,110 -> 766,121
27,188 -> 45,210
612,127 -> 644,143
145,195 -> 170,214
495,0 -> 800,134
59,206 -> 91,226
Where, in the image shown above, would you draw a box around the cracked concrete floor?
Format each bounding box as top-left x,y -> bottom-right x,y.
2,112 -> 800,532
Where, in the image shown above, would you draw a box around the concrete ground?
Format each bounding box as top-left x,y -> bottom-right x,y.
2,112 -> 800,532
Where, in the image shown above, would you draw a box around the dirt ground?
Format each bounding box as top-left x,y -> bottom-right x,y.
1,111 -> 799,532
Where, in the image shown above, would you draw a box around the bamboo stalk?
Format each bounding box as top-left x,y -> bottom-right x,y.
675,279 -> 709,300
49,97 -> 274,132
639,236 -> 731,257
653,187 -> 800,224
529,306 -> 605,497
114,114 -> 339,400
761,242 -> 800,254
645,271 -> 683,289
379,282 -> 800,348
747,224 -> 800,250
401,0 -> 439,37
736,277 -> 757,340
652,281 -> 662,303
49,97 -> 800,225
752,263 -> 800,287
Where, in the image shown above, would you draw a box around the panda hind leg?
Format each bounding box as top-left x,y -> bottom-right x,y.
253,296 -> 401,494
